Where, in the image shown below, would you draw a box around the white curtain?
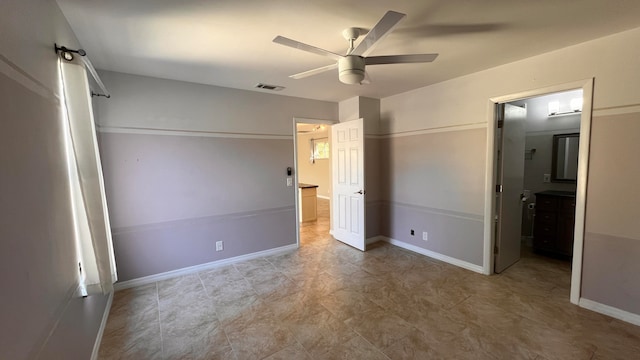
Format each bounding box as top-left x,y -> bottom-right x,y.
59,57 -> 117,295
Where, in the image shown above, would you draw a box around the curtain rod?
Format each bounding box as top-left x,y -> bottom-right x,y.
55,43 -> 111,98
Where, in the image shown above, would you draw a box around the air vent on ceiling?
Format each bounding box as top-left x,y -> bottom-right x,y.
255,83 -> 285,91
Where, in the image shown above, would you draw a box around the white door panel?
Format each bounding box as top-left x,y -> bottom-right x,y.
331,119 -> 366,251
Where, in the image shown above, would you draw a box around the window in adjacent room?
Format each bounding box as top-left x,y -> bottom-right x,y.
311,138 -> 329,163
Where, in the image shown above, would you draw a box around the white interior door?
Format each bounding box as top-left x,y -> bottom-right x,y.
495,103 -> 527,273
331,118 -> 366,251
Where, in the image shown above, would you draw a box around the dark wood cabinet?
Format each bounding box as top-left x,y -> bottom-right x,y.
533,191 -> 576,256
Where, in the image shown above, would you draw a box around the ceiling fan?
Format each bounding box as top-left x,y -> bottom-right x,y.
273,10 -> 438,85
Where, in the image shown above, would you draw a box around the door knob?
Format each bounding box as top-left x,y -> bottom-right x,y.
354,190 -> 366,195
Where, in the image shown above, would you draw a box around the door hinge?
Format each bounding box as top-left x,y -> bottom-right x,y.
497,120 -> 504,128
496,184 -> 503,193
494,245 -> 499,254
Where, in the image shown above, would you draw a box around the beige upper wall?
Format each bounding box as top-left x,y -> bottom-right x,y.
338,96 -> 381,135
0,0 -> 81,96
338,97 -> 359,122
96,71 -> 338,135
381,27 -> 640,134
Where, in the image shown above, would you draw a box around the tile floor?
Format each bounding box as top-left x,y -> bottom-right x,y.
99,199 -> 640,359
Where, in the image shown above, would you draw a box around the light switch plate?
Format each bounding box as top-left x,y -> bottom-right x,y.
543,174 -> 551,183
286,177 -> 293,187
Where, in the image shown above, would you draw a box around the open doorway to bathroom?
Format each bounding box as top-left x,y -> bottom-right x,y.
492,86 -> 589,302
515,90 -> 583,262
294,121 -> 334,247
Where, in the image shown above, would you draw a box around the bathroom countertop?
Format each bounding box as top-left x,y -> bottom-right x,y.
299,183 -> 319,189
535,190 -> 576,197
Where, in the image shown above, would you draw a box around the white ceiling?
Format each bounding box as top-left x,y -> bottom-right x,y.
56,0 -> 640,102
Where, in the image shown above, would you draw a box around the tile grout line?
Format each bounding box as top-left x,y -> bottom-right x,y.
197,269 -> 239,358
353,332 -> 392,360
196,272 -> 211,299
156,282 -> 164,358
196,268 -> 236,359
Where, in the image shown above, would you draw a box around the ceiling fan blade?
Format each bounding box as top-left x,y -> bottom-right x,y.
290,63 -> 338,79
350,10 -> 406,56
365,54 -> 439,65
273,36 -> 343,61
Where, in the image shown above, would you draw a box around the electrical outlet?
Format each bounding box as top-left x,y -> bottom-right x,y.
410,229 -> 415,236
422,232 -> 428,241
543,174 -> 551,183
215,241 -> 223,252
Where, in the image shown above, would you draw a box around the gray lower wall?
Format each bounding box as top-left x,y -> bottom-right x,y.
582,232 -> 640,314
113,207 -> 295,281
39,293 -> 110,358
381,202 -> 484,266
366,201 -> 383,239
99,132 -> 298,281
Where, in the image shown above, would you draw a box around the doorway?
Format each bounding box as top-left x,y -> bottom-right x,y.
485,79 -> 594,304
293,119 -> 335,248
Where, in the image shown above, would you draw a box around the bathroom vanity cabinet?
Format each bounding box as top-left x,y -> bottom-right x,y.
533,190 -> 576,256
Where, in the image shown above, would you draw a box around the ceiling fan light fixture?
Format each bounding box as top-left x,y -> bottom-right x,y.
338,56 -> 365,84
273,10 -> 438,85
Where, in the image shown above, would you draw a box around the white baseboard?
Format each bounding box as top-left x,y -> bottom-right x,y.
114,244 -> 298,291
366,235 -> 385,246
380,236 -> 484,274
579,298 -> 640,327
91,291 -> 114,360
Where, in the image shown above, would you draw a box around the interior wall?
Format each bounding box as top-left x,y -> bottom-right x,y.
379,129 -> 486,266
96,71 -> 337,281
380,26 -> 640,317
0,0 -> 109,358
582,112 -> 640,315
296,131 -> 330,198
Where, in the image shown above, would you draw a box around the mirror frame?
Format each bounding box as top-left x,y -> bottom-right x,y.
551,132 -> 580,183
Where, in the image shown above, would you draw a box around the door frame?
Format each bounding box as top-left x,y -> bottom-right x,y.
292,117 -> 338,248
482,78 -> 594,305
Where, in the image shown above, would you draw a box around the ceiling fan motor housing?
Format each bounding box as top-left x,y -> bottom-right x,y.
339,56 -> 365,84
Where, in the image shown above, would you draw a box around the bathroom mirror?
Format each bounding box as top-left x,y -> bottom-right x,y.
552,133 -> 579,183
